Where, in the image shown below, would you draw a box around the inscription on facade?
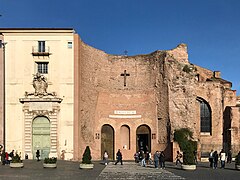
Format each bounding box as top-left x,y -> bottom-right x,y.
114,110 -> 136,115
109,115 -> 142,119
109,110 -> 141,119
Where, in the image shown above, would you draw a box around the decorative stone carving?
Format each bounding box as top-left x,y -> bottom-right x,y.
33,73 -> 48,96
25,73 -> 57,98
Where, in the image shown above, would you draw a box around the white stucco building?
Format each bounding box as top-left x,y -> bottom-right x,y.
0,28 -> 75,160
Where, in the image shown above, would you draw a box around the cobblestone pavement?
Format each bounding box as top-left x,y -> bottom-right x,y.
97,162 -> 185,180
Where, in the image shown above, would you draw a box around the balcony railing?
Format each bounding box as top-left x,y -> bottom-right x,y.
32,46 -> 51,56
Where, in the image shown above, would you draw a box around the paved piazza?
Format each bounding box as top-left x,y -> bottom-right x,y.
97,162 -> 184,180
0,160 -> 239,180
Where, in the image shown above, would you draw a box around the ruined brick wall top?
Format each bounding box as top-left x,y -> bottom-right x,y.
166,43 -> 189,64
237,96 -> 240,106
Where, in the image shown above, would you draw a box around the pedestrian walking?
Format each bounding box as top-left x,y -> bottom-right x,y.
103,150 -> 109,165
175,151 -> 182,165
213,151 -> 218,169
209,149 -> 214,167
140,150 -> 146,167
153,151 -> 159,169
115,149 -> 123,165
219,149 -> 226,169
149,152 -> 153,165
159,151 -> 165,169
36,150 -> 40,161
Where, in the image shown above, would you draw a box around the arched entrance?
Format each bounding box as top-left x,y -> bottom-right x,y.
136,125 -> 151,153
32,116 -> 50,160
101,124 -> 114,160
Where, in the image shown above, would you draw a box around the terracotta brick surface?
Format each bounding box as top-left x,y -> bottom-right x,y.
75,39 -> 240,160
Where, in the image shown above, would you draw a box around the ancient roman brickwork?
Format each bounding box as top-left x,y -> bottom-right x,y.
75,39 -> 240,161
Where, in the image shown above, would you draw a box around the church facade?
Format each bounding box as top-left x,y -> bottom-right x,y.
0,28 -> 240,161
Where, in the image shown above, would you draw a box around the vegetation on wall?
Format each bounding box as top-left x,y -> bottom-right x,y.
182,64 -> 196,73
174,128 -> 197,165
235,152 -> 240,166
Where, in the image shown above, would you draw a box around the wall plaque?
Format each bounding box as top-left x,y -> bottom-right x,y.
114,110 -> 136,115
109,115 -> 142,119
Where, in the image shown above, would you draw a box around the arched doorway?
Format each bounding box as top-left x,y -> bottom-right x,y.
101,124 -> 114,160
32,116 -> 50,160
136,125 -> 151,153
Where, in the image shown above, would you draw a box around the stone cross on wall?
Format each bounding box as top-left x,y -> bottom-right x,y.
120,70 -> 130,87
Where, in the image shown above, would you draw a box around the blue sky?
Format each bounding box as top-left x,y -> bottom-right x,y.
1,0 -> 240,94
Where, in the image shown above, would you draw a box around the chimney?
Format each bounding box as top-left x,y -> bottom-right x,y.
214,71 -> 221,78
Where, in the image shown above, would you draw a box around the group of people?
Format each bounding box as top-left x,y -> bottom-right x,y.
153,151 -> 165,169
134,150 -> 153,167
103,148 -> 234,170
0,149 -> 15,165
0,148 -> 42,165
209,149 -> 232,169
102,149 -> 123,165
133,150 -> 165,168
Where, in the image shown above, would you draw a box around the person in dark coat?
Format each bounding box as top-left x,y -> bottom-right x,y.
209,149 -> 214,167
145,151 -> 150,165
9,150 -> 14,159
153,151 -> 159,169
1,150 -> 6,165
213,151 -> 218,169
227,149 -> 232,163
36,150 -> 40,161
115,149 -> 123,165
159,151 -> 165,169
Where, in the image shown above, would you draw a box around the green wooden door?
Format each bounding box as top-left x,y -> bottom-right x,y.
32,116 -> 50,160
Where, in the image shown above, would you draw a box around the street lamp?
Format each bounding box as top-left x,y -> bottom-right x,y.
0,40 -> 7,153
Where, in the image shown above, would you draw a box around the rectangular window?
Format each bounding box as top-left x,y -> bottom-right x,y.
38,41 -> 45,52
37,62 -> 48,74
68,42 -> 72,48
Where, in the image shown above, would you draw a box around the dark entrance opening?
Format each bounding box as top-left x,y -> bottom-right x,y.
101,124 -> 114,160
136,125 -> 151,153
